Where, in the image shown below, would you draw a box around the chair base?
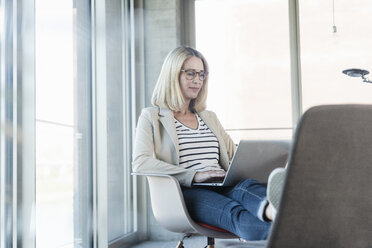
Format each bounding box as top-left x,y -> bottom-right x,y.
176,241 -> 184,248
176,236 -> 215,248
204,237 -> 215,248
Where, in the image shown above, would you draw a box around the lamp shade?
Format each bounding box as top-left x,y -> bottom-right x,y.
342,68 -> 369,77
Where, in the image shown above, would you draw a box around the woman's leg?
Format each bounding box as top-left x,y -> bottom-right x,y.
182,187 -> 271,241
221,179 -> 269,222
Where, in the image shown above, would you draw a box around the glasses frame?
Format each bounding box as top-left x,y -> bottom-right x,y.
180,69 -> 209,81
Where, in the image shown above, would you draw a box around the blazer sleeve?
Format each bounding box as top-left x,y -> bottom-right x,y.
132,109 -> 197,187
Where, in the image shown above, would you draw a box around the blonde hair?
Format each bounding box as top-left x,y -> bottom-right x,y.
151,46 -> 209,113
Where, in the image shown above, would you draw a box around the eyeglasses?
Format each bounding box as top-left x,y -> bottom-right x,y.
181,69 -> 208,81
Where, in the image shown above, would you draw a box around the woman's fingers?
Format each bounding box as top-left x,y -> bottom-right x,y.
210,170 -> 226,177
193,170 -> 226,182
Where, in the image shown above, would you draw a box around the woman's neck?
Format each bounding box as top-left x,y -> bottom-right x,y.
173,103 -> 198,129
176,103 -> 192,116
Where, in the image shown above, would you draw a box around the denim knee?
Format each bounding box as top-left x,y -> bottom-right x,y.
227,203 -> 271,241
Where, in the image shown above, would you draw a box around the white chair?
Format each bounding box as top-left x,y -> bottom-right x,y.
133,172 -> 237,248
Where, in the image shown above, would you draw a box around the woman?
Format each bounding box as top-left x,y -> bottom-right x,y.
132,46 -> 284,241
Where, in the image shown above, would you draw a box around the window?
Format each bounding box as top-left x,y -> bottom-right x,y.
35,0 -> 92,247
195,0 -> 292,142
299,0 -> 372,111
1,0 -> 140,247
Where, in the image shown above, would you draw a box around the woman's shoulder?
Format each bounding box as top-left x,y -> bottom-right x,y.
139,107 -> 160,119
141,106 -> 158,114
198,109 -> 218,119
140,106 -> 173,119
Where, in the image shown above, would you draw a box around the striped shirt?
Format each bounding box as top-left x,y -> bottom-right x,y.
175,114 -> 224,172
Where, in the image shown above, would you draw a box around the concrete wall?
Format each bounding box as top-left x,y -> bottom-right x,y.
142,0 -> 182,107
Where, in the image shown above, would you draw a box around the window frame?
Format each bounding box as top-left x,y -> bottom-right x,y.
0,0 -> 36,247
93,0 -> 145,246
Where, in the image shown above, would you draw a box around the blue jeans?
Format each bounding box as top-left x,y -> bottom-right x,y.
182,179 -> 271,241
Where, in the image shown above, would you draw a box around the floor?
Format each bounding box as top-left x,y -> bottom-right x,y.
131,235 -> 267,248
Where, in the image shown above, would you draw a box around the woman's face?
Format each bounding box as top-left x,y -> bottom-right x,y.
179,56 -> 205,102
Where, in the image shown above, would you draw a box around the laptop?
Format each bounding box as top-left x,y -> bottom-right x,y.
192,139 -> 291,187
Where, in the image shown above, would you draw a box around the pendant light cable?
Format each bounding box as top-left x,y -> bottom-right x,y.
332,0 -> 337,32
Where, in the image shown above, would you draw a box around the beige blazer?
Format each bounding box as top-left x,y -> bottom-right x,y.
132,107 -> 236,187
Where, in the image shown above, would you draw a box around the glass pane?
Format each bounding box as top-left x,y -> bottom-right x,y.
35,123 -> 74,247
228,129 -> 293,142
195,0 -> 292,142
299,0 -> 372,111
35,0 -> 92,247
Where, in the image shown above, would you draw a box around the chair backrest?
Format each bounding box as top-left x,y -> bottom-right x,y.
268,105 -> 372,248
145,174 -> 196,234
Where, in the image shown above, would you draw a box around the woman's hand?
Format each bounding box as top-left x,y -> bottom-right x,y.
193,170 -> 226,183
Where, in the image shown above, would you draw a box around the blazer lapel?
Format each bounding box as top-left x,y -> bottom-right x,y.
158,107 -> 180,159
198,111 -> 218,138
199,111 -> 229,168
